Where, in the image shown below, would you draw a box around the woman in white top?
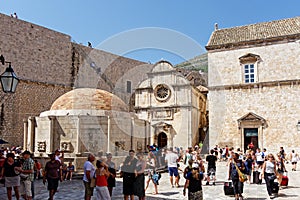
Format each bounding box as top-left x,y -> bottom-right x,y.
261,154 -> 277,199
289,150 -> 299,171
145,152 -> 158,194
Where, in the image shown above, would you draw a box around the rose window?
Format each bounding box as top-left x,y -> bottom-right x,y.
154,84 -> 171,102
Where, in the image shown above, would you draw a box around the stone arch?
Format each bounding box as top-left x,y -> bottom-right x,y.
157,132 -> 168,148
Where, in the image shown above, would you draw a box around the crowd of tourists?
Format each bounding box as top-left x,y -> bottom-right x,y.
0,148 -> 74,200
206,145 -> 299,200
0,144 -> 299,200
68,144 -> 296,200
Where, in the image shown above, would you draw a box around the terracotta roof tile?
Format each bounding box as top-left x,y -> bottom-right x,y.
206,16 -> 300,49
50,88 -> 128,112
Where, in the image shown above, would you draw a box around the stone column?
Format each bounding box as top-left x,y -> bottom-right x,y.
131,117 -> 134,150
75,116 -> 81,155
188,108 -> 192,147
48,116 -> 55,153
23,119 -> 28,150
259,126 -> 263,150
107,116 -> 110,153
28,117 -> 35,152
144,121 -> 147,152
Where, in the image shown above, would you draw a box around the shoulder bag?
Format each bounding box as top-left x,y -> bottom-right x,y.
233,161 -> 248,183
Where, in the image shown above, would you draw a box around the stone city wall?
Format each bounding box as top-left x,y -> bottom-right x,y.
0,13 -> 148,146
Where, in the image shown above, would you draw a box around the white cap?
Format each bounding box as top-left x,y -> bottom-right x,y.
192,163 -> 199,169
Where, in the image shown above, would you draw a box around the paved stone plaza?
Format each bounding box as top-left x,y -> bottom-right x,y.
0,161 -> 299,200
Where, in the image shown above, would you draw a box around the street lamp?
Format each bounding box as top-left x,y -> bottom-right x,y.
0,55 -> 19,93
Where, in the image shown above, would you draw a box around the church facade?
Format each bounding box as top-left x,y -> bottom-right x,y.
206,17 -> 300,153
134,61 -> 207,149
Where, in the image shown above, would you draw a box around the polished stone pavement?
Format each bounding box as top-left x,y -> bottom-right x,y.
0,161 -> 299,199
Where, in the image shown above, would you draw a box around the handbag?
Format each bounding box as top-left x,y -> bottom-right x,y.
20,173 -> 29,181
233,161 -> 248,183
151,171 -> 161,185
268,174 -> 277,181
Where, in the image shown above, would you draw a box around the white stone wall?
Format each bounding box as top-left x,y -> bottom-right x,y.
208,41 -> 300,153
209,41 -> 300,87
32,113 -> 150,157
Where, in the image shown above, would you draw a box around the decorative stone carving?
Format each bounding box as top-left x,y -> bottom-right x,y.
61,142 -> 72,152
153,109 -> 173,120
37,141 -> 46,152
115,141 -> 125,150
137,141 -> 142,150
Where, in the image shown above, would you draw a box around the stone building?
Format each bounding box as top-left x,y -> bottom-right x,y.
25,88 -> 150,170
206,16 -> 300,153
0,13 -> 150,145
134,61 -> 207,149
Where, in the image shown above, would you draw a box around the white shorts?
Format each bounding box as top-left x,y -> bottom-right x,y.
20,180 -> 32,197
95,186 -> 111,200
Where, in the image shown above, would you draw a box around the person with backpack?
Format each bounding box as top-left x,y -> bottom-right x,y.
205,149 -> 217,185
184,148 -> 193,166
183,163 -> 204,199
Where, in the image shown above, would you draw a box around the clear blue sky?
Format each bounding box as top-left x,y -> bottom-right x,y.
1,0 -> 299,64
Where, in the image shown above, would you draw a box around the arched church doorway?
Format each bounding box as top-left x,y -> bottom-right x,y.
158,132 -> 167,148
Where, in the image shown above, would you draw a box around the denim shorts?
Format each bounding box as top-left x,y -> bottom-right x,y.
168,167 -> 179,176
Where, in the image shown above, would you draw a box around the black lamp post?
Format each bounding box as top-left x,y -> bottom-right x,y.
0,55 -> 19,93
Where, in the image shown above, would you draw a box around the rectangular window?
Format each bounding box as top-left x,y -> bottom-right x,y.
126,81 -> 132,93
244,64 -> 255,83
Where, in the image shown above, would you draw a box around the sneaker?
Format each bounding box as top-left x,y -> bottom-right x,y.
171,185 -> 175,188
206,182 -> 209,185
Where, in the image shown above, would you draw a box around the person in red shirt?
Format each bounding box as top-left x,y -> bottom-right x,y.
0,152 -> 5,172
248,142 -> 254,150
34,160 -> 42,179
95,160 -> 110,200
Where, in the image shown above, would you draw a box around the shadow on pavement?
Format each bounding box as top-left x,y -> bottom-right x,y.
277,193 -> 299,198
283,185 -> 300,189
158,191 -> 180,196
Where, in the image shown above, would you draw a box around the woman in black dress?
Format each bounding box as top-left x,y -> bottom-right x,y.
105,153 -> 116,197
134,152 -> 146,200
121,150 -> 137,200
